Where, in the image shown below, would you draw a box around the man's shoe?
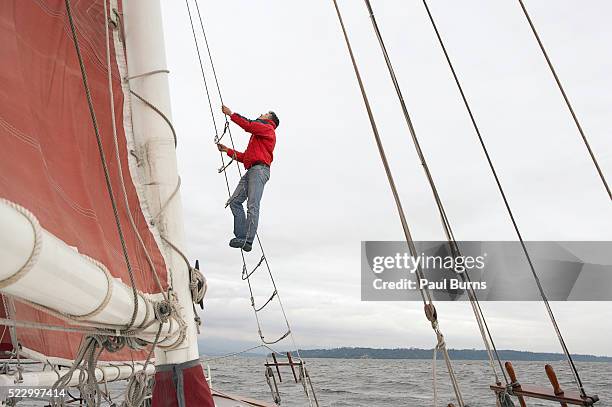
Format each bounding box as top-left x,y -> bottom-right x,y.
229,238 -> 252,252
229,238 -> 244,248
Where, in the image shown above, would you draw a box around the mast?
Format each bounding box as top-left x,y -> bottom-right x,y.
122,0 -> 199,365
121,3 -> 215,404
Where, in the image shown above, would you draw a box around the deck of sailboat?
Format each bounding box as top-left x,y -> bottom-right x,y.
212,389 -> 277,407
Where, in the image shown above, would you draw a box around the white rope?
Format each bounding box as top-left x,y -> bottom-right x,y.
125,69 -> 170,81
432,332 -> 445,407
150,177 -> 181,226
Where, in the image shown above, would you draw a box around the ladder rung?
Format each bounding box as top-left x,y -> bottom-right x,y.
214,121 -> 230,144
242,255 -> 266,280
217,157 -> 234,174
260,329 -> 291,345
254,290 -> 277,312
265,362 -> 304,368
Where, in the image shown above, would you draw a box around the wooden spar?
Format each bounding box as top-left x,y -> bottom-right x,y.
490,362 -> 599,406
287,352 -> 298,383
271,353 -> 282,383
0,363 -> 154,389
505,361 -> 528,407
211,389 -> 277,407
546,365 -> 569,407
491,384 -> 598,406
265,353 -> 309,385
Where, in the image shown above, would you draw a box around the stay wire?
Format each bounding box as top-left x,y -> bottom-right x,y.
517,0 -> 610,201
363,0 -> 506,385
332,2 -> 467,405
65,0 -> 138,330
331,0 -> 428,305
193,0 -> 239,164
184,0 -> 231,200
184,0 -> 218,133
193,0 -> 226,107
189,0 -> 242,176
421,0 -> 586,396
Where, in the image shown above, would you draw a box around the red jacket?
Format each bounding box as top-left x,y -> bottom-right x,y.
226,113 -> 276,169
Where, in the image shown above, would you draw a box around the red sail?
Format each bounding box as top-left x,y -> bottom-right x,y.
0,0 -> 168,360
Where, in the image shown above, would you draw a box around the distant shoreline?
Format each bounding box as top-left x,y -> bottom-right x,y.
291,347 -> 612,362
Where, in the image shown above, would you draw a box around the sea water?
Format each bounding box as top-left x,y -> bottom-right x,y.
205,357 -> 611,407
9,358 -> 611,406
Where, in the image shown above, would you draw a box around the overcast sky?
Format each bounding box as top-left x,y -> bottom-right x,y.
157,0 -> 612,357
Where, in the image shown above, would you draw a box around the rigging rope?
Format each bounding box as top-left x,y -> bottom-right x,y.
64,0 -> 138,331
129,89 -> 178,148
517,0 -> 610,200
363,0 -> 506,387
421,0 -> 588,397
332,1 -> 464,405
432,333 -> 445,407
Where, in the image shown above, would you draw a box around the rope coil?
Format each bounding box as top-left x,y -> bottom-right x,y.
189,267 -> 207,305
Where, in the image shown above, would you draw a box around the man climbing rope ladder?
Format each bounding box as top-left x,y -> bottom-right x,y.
217,105 -> 279,252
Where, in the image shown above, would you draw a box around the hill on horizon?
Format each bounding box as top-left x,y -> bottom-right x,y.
292,347 -> 612,362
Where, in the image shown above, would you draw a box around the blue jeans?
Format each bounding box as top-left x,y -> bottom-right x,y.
228,164 -> 270,243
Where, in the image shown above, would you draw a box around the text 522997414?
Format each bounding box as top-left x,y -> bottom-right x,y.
1,386 -> 67,400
